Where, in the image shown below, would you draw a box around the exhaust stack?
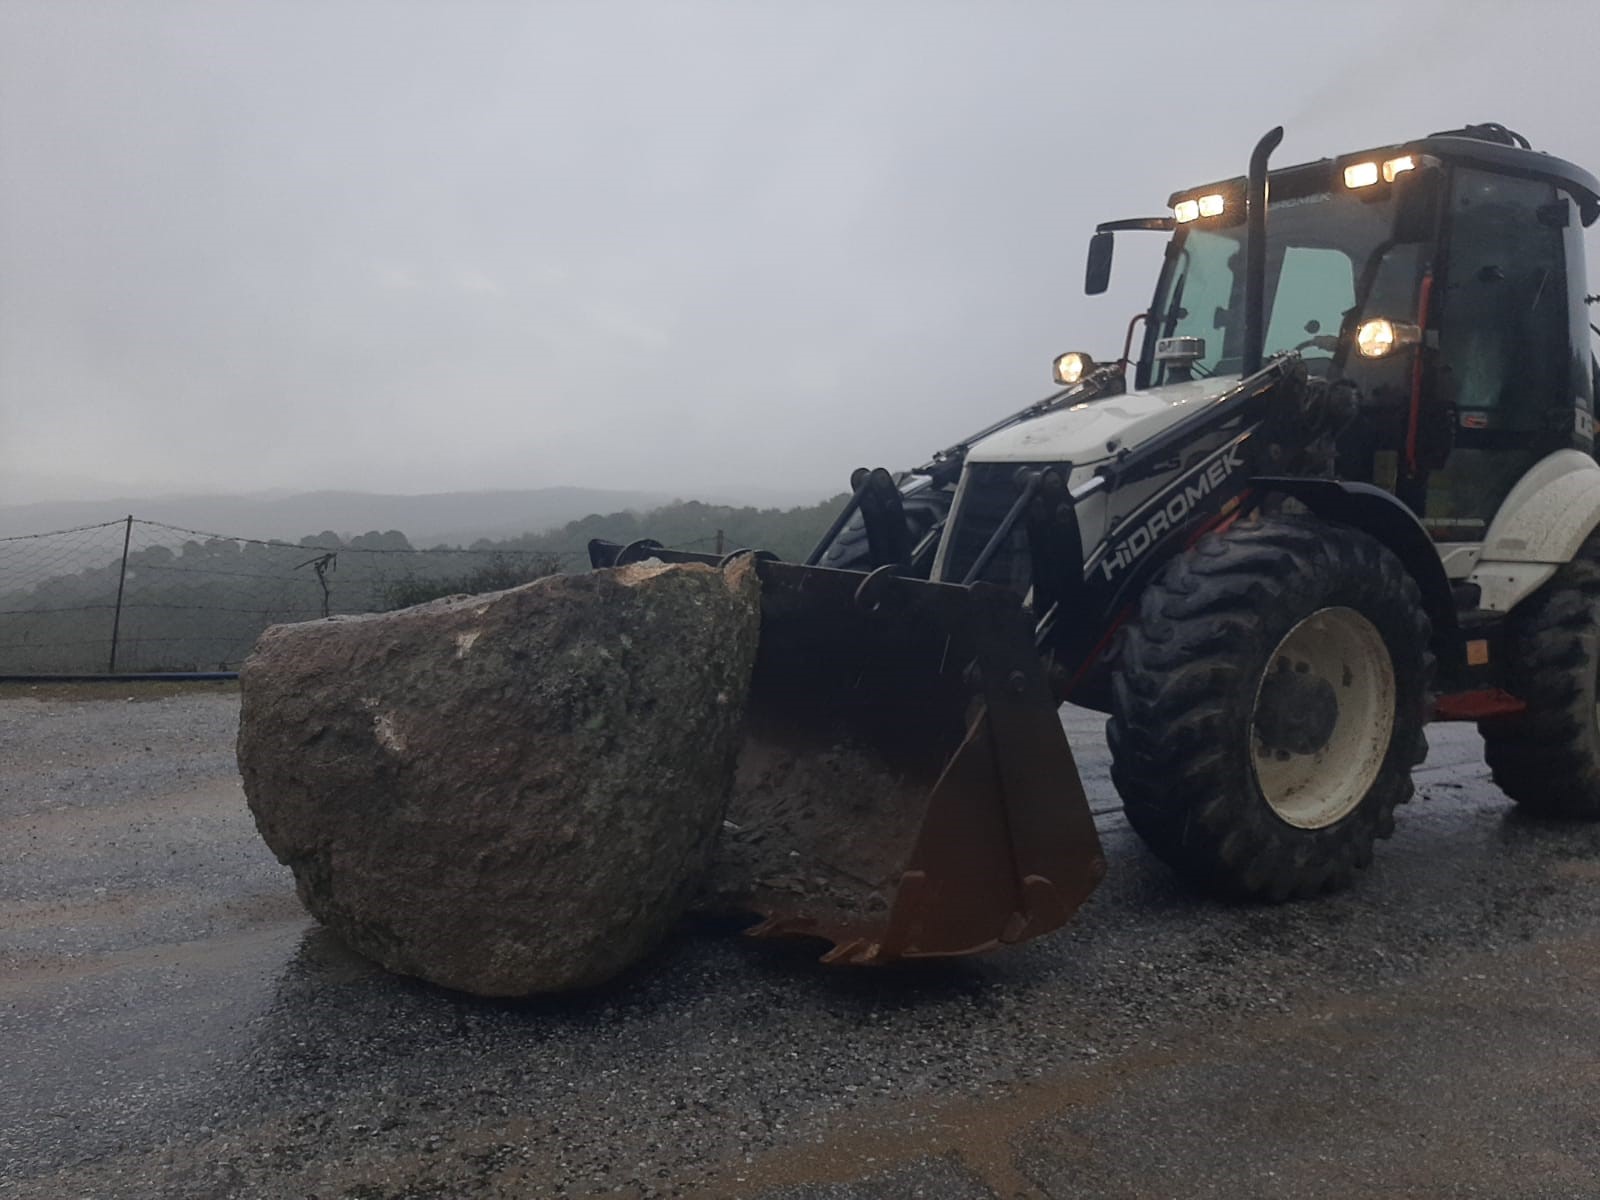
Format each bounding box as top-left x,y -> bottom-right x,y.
1242,126 -> 1284,376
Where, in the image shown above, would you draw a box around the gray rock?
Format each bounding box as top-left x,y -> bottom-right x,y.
236,559 -> 761,995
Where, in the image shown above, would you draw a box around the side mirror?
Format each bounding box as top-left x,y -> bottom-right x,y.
1085,231 -> 1114,295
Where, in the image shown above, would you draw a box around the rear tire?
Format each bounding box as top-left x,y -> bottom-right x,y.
1108,516 -> 1432,900
1481,529 -> 1600,818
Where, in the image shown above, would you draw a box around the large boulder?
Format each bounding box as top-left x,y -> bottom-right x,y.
236,560 -> 760,995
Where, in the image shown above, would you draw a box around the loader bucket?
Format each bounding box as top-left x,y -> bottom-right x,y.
590,542 -> 1106,964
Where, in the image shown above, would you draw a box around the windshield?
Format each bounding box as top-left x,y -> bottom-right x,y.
1145,190 -> 1424,385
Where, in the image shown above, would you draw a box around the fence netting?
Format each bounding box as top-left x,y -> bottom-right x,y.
0,518 -> 715,676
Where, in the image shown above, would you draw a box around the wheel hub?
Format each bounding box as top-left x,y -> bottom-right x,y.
1251,606 -> 1396,830
1255,664 -> 1340,755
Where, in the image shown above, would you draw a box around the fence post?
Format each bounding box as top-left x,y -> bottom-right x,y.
715,528 -> 725,555
107,514 -> 134,674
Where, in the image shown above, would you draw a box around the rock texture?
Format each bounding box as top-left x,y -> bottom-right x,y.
237,560 -> 760,995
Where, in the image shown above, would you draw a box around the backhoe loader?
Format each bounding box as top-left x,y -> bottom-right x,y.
593,122 -> 1600,965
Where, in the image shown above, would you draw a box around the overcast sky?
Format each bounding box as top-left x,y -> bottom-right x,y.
2,0 -> 1597,505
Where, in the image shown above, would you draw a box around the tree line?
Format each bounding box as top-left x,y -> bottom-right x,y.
462,494 -> 851,564
0,494 -> 848,674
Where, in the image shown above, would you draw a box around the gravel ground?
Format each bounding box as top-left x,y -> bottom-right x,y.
4,687 -> 1600,1198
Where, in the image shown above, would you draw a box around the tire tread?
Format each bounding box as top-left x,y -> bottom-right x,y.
1481,528 -> 1600,819
1108,515 -> 1433,900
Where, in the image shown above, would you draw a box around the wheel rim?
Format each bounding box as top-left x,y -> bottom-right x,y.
1250,606 -> 1395,829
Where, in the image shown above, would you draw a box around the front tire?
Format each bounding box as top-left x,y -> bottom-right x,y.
1481,528 -> 1600,818
1108,516 -> 1432,900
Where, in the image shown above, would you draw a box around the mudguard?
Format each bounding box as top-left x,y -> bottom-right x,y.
1250,476 -> 1458,641
1470,450 -> 1600,612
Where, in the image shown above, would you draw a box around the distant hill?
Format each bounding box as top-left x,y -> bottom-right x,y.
0,486 -> 826,546
474,494 -> 853,565
0,490 -> 853,674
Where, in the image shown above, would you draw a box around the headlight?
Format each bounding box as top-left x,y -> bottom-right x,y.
1382,155 -> 1415,182
1356,318 -> 1395,356
1172,194 -> 1225,223
1343,161 -> 1380,189
1052,351 -> 1093,385
1355,318 -> 1421,358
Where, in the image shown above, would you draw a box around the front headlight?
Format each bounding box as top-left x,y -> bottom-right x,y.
1355,318 -> 1421,358
1052,351 -> 1093,385
1343,161 -> 1381,189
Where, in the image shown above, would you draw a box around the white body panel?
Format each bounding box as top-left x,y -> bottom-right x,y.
928,467 -> 973,581
946,383 -> 1600,617
932,378 -> 1234,582
1435,543 -> 1483,580
1468,450 -> 1600,611
964,378 -> 1233,468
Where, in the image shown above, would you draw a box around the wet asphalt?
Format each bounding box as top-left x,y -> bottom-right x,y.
3,687 -> 1600,1199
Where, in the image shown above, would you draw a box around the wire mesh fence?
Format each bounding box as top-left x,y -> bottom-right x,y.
0,517 -> 720,677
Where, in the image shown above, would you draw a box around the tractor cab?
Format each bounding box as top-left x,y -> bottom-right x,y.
1090,123 -> 1600,547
